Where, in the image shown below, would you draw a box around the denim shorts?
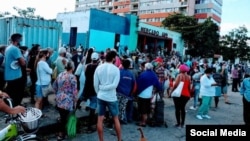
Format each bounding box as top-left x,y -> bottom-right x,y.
97,99 -> 119,116
89,96 -> 97,109
222,85 -> 228,94
35,84 -> 43,98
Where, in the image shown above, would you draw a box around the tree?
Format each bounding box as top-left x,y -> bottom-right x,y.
13,7 -> 43,19
162,13 -> 198,49
0,11 -> 11,17
194,18 -> 220,57
219,26 -> 250,61
162,13 -> 220,58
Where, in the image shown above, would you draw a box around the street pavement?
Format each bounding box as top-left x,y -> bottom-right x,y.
0,85 -> 245,141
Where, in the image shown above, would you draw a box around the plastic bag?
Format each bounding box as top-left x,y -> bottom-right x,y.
66,110 -> 77,138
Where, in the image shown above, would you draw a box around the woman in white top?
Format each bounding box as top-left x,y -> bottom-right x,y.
35,49 -> 52,110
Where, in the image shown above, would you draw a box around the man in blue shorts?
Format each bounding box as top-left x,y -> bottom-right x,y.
94,50 -> 121,141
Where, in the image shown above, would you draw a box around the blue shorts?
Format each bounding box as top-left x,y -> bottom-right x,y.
222,85 -> 228,94
35,84 -> 43,98
97,99 -> 119,116
88,96 -> 97,109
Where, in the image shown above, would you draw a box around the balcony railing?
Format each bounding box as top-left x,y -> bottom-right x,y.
130,0 -> 139,3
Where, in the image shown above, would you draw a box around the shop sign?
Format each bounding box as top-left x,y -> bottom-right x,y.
140,27 -> 168,38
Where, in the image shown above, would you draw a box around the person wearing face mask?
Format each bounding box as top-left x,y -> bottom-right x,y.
196,68 -> 217,120
72,47 -> 83,74
4,33 -> 26,107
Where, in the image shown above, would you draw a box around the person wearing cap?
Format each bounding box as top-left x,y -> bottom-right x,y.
94,50 -> 122,141
240,71 -> 250,125
81,52 -> 99,133
170,64 -> 191,128
4,33 -> 26,107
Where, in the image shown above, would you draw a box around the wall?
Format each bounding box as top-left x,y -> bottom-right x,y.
89,9 -> 129,34
126,14 -> 138,52
88,9 -> 130,52
0,17 -> 62,51
88,29 -> 115,51
56,11 -> 90,47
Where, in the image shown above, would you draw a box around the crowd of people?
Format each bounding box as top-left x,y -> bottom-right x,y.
1,33 -> 250,141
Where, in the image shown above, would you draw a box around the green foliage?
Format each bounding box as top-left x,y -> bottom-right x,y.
162,13 -> 220,58
219,26 -> 250,61
13,7 -> 43,19
0,11 -> 10,17
0,7 -> 44,19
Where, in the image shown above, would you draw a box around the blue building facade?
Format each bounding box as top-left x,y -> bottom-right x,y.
57,8 -> 184,56
57,9 -> 137,53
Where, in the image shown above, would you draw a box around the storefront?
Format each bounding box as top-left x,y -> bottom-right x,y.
137,23 -> 184,56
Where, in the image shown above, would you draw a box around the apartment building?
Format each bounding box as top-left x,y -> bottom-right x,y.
75,0 -> 222,26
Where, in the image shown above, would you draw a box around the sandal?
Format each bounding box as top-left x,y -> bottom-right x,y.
57,135 -> 65,141
56,133 -> 65,141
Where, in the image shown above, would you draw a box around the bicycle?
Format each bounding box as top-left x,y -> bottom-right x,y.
0,98 -> 42,141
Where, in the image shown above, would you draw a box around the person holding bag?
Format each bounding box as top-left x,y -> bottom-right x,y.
35,49 -> 52,111
170,64 -> 191,128
53,61 -> 78,140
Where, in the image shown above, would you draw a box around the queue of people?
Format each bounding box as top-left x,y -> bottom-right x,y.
1,33 -> 250,141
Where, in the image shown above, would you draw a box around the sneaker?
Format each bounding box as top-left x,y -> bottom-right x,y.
196,115 -> 203,120
202,115 -> 211,119
189,106 -> 197,110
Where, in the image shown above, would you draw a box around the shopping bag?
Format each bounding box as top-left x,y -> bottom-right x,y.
52,66 -> 57,80
171,81 -> 184,97
41,83 -> 54,97
66,110 -> 77,138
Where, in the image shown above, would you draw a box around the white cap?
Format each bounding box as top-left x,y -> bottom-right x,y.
77,48 -> 82,52
59,47 -> 66,54
145,63 -> 153,70
91,52 -> 99,60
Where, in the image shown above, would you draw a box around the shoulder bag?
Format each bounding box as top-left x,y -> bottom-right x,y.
171,81 -> 184,97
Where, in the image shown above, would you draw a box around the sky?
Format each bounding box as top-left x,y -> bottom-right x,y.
0,0 -> 249,36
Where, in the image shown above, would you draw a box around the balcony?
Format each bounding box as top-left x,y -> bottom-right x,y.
180,2 -> 188,6
130,0 -> 139,4
99,2 -> 113,8
112,7 -> 130,13
113,0 -> 130,6
130,6 -> 138,11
